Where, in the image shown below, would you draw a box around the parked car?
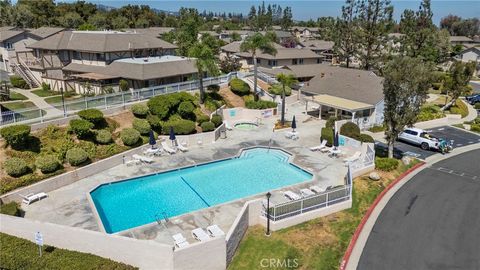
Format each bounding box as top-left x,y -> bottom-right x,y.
398,128 -> 440,150
465,94 -> 480,105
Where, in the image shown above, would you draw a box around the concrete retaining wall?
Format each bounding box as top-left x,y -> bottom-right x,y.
222,107 -> 277,123
174,237 -> 226,270
160,123 -> 226,147
0,214 -> 173,269
225,201 -> 250,264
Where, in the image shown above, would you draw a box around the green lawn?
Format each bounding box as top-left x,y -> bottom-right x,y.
228,160 -> 420,270
31,88 -> 60,97
9,92 -> 28,100
1,101 -> 36,111
44,95 -> 81,105
0,232 -> 137,270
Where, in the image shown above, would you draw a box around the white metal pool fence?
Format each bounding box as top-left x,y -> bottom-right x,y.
0,72 -> 237,126
263,185 -> 352,222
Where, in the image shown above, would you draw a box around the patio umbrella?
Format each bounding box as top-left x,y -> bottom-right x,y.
149,130 -> 156,149
169,126 -> 176,146
291,115 -> 297,132
334,130 -> 340,148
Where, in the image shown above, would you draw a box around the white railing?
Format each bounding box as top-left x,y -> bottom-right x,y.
0,72 -> 237,126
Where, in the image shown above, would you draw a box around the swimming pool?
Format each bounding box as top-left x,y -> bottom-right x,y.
90,148 -> 312,233
234,122 -> 258,130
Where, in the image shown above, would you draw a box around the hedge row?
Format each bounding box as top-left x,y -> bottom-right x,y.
245,100 -> 277,109
147,92 -> 196,120
375,157 -> 399,171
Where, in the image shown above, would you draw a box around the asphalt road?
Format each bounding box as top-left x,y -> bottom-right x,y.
358,149 -> 480,270
375,126 -> 480,160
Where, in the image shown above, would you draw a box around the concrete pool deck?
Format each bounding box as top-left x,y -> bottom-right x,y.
23,112 -> 348,246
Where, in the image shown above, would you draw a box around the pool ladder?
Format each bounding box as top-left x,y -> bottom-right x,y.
155,212 -> 169,229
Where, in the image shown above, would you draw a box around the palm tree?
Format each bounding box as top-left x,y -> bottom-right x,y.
188,42 -> 219,104
276,73 -> 298,126
240,33 -> 277,101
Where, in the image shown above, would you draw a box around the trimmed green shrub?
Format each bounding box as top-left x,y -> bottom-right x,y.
0,202 -> 22,216
66,148 -> 88,166
268,83 -> 292,96
196,114 -> 210,125
471,124 -> 480,133
95,130 -> 112,144
120,128 -> 141,146
10,75 -> 29,89
35,155 -> 60,174
375,157 -> 399,171
357,133 -> 375,143
147,92 -> 196,120
3,158 -> 28,177
69,119 -> 94,139
321,127 -> 334,146
474,103 -> 480,110
326,116 -> 337,128
132,119 -> 151,135
77,109 -> 104,125
77,140 -> 96,159
178,101 -> 196,121
340,122 -> 360,138
147,114 -> 162,133
245,100 -> 277,109
207,84 -> 220,92
201,121 -> 215,132
417,104 -> 445,122
229,78 -> 251,96
131,103 -> 149,118
211,114 -> 223,127
0,124 -> 31,148
163,119 -> 196,135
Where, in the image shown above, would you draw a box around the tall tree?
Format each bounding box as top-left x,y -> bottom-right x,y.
240,33 -> 277,101
188,43 -> 219,104
356,0 -> 394,70
281,7 -> 293,30
276,73 -> 298,126
383,56 -> 432,158
442,61 -> 476,110
334,0 -> 358,68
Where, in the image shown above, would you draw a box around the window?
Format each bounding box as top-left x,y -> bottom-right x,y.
257,59 -> 261,64
292,59 -> 298,65
5,42 -> 13,49
317,58 -> 321,64
73,51 -> 79,60
268,60 -> 277,66
299,58 -> 304,64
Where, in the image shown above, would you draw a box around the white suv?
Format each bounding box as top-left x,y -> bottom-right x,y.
398,128 -> 439,150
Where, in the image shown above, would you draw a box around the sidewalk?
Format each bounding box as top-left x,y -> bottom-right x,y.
10,88 -> 63,117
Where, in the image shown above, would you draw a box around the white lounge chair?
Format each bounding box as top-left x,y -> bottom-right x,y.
285,131 -> 299,140
132,154 -> 154,163
21,192 -> 48,205
191,228 -> 210,242
224,121 -> 233,131
144,147 -> 161,156
161,141 -> 177,154
172,233 -> 189,248
207,225 -> 225,237
310,185 -> 325,194
284,191 -> 301,201
344,151 -> 361,164
300,188 -> 315,197
177,144 -> 188,152
310,140 -> 327,151
320,145 -> 333,153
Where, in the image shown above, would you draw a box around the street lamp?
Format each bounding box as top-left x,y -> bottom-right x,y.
60,87 -> 66,117
266,192 -> 271,236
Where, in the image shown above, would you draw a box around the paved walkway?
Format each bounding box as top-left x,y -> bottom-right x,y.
10,88 -> 63,117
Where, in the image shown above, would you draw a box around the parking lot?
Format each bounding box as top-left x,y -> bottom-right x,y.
376,126 -> 480,160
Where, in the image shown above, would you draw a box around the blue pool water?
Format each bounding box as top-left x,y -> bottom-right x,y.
90,148 -> 312,233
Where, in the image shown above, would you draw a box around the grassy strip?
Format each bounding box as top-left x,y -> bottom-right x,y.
9,92 -> 28,101
0,232 -> 137,270
2,101 -> 36,111
228,160 -> 420,270
31,88 -> 60,97
44,95 -> 80,105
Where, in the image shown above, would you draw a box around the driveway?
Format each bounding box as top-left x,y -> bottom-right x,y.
375,126 -> 480,160
358,148 -> 480,270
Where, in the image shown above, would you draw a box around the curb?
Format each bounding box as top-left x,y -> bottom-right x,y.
339,161 -> 426,270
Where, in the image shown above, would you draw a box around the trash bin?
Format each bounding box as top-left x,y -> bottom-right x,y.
220,130 -> 227,139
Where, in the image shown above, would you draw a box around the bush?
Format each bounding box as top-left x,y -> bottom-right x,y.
211,114 -> 223,127
69,119 -> 94,139
0,124 -> 31,149
357,133 -> 375,143
119,79 -> 129,91
245,100 -> 277,109
147,114 -> 162,133
207,84 -> 220,92
229,78 -> 251,96
0,202 -> 21,216
375,157 -> 399,171
474,103 -> 480,110
321,127 -> 334,146
95,130 -> 112,144
131,103 -> 149,118
201,121 -> 215,132
3,158 -> 28,177
120,128 -> 141,146
417,104 -> 445,122
471,124 -> 480,133
178,101 -> 196,121
35,155 -> 60,174
196,114 -> 210,125
268,83 -> 292,96
41,82 -> 51,91
66,148 -> 88,166
147,92 -> 196,120
132,119 -> 151,135
326,116 -> 337,128
163,119 -> 196,135
340,122 -> 360,138
10,75 -> 29,89
448,100 -> 468,118
77,109 -> 104,125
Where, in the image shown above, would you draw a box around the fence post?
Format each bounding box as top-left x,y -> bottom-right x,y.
84,97 -> 88,109
326,192 -> 329,207
152,87 -> 155,97
122,92 -> 125,109
104,96 -> 107,109
300,199 -> 304,214
13,112 -> 16,123
39,109 -> 43,123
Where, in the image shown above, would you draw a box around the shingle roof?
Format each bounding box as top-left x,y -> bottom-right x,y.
28,30 -> 177,52
125,27 -> 175,36
29,27 -> 65,39
63,56 -> 197,81
0,29 -> 25,42
300,40 -> 334,51
221,41 -> 284,54
300,66 -> 384,105
236,48 -> 320,60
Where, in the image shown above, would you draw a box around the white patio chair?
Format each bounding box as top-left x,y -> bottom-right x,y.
284,191 -> 301,201
20,192 -> 48,205
206,225 -> 225,237
310,140 -> 327,151
300,188 -> 315,197
161,142 -> 177,154
172,233 -> 189,248
191,228 -> 210,242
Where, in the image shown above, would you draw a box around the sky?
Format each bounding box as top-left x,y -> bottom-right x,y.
56,1 -> 480,25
